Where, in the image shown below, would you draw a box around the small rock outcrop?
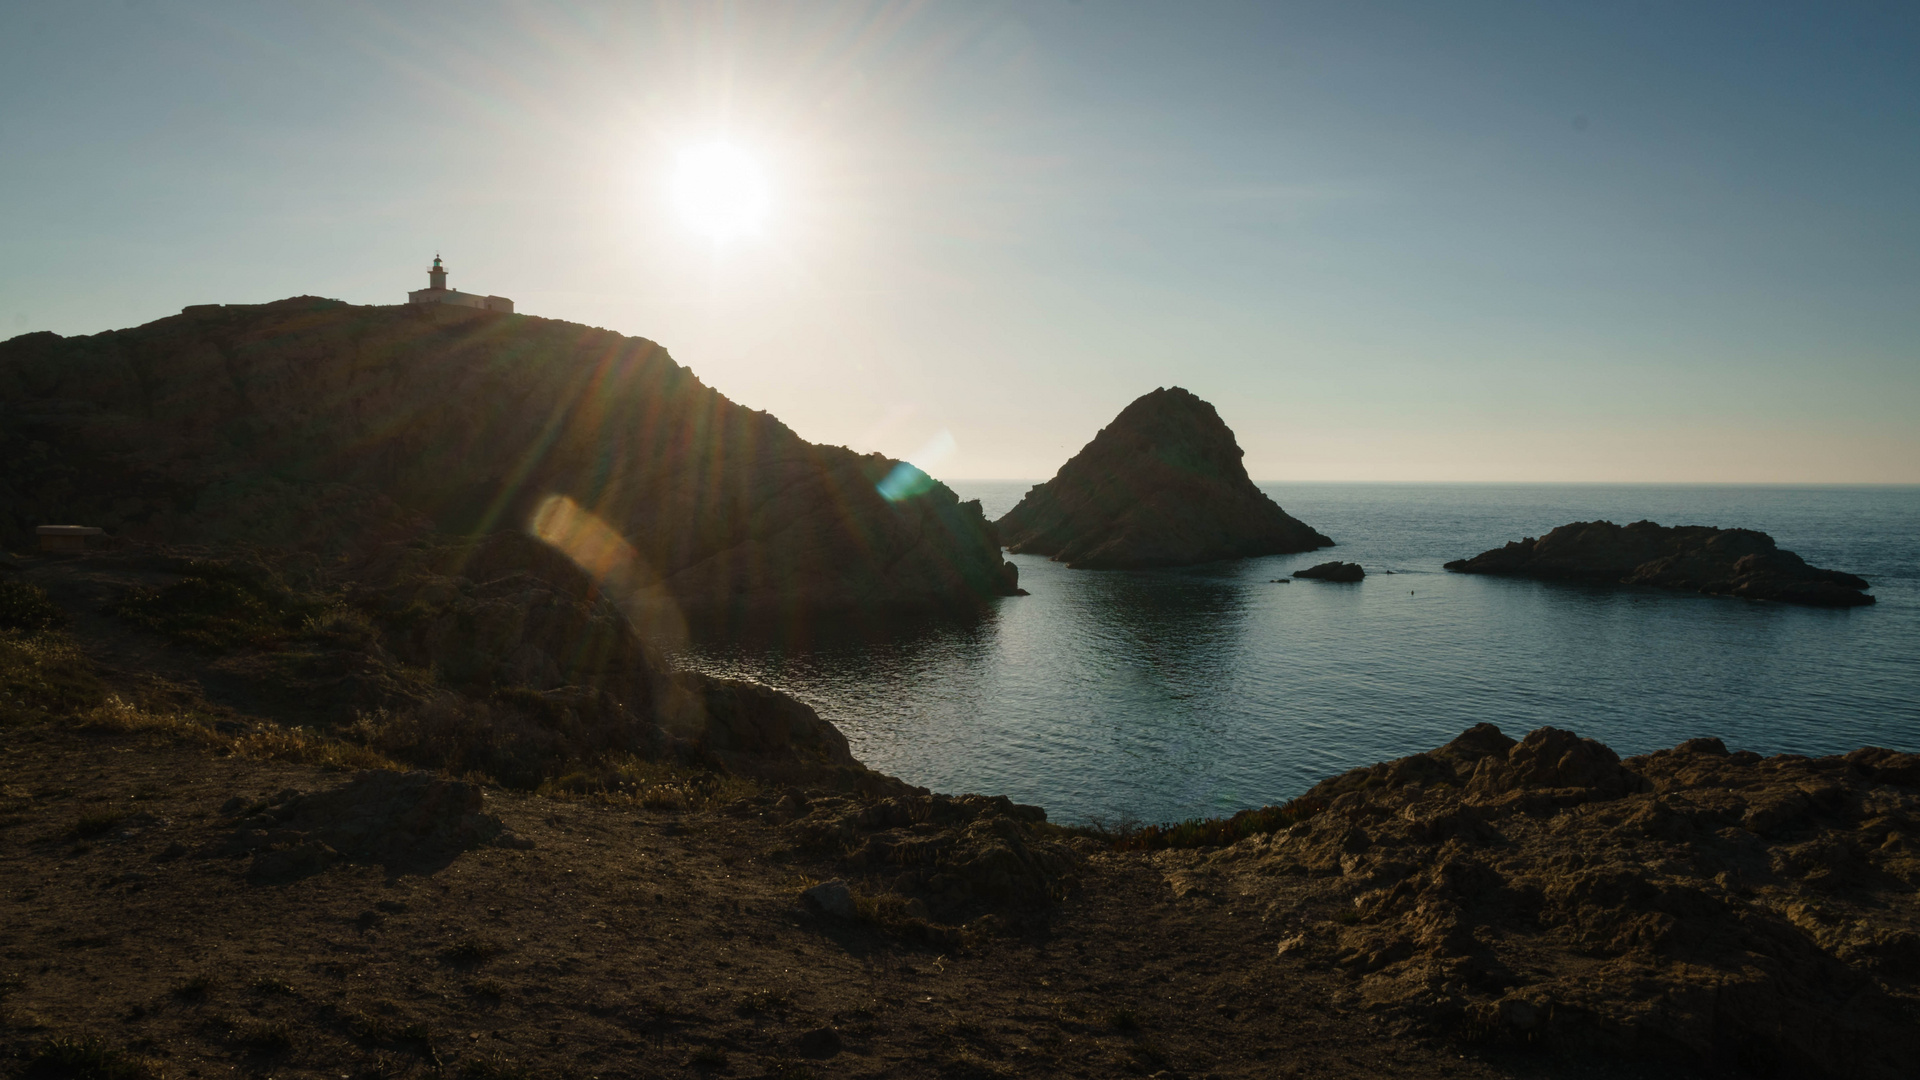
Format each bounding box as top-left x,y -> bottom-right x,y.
995,387 -> 1331,569
776,791 -> 1081,929
1293,561 -> 1364,582
1444,519 -> 1873,607
1162,725 -> 1920,1078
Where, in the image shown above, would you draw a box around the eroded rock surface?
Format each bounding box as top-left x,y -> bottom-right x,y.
1444,519 -> 1873,607
1162,724 -> 1920,1078
995,387 -> 1330,569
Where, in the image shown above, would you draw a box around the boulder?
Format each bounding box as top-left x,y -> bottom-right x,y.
802,879 -> 857,920
1293,561 -> 1364,582
994,387 -> 1331,569
1444,519 -> 1872,607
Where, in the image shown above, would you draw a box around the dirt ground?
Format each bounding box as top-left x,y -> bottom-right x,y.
0,727 -> 1715,1080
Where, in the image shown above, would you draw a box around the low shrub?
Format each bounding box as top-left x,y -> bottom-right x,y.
110,560 -> 331,652
0,579 -> 64,632
350,691 -> 665,791
0,629 -> 106,725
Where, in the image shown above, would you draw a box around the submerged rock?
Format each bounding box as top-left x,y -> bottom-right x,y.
1166,724 -> 1920,1077
995,387 -> 1331,569
1293,561 -> 1364,582
1444,519 -> 1873,607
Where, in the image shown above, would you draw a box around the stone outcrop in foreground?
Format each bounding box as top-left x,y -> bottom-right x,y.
0,297 -> 1017,620
995,387 -> 1330,569
1444,519 -> 1873,607
1162,725 -> 1920,1078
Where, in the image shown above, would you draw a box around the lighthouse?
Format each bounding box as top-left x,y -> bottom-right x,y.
407,254 -> 513,313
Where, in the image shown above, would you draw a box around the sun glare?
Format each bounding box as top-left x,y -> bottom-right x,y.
671,142 -> 771,242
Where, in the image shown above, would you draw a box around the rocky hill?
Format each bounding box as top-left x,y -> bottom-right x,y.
0,297 -> 1018,623
1445,519 -> 1873,607
995,387 -> 1331,569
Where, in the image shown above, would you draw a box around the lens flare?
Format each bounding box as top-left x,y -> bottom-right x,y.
877,429 -> 956,502
529,494 -> 686,650
671,142 -> 771,241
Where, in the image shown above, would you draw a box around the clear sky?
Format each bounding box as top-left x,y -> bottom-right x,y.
3,1 -> 1916,482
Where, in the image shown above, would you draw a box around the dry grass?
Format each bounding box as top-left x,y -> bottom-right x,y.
0,579 -> 65,633
108,560 -> 333,653
0,629 -> 106,726
76,694 -> 399,772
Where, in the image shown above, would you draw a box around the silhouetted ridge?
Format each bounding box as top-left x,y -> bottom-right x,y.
0,299 -> 1017,621
994,386 -> 1331,569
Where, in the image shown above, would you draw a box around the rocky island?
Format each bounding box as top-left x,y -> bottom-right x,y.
1445,519 -> 1874,607
1294,560 -> 1365,582
995,387 -> 1331,569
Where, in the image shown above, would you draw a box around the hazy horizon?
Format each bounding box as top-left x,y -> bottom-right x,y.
4,2 -> 1916,484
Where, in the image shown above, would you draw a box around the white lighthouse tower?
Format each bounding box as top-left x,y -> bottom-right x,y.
408,254 -> 513,313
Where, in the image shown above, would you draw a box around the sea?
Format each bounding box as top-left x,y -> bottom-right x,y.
679,483 -> 1920,826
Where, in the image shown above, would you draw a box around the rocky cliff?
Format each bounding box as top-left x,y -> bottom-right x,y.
0,297 -> 1017,621
1444,519 -> 1873,607
994,387 -> 1331,569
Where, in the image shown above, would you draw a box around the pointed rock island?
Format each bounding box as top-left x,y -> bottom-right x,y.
995,387 -> 1331,569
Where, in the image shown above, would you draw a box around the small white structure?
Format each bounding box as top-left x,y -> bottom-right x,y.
407,254 -> 513,313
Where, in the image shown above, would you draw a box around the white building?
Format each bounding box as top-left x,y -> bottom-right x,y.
407,254 -> 513,313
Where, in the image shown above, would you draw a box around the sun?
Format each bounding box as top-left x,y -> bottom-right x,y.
671,142 -> 771,242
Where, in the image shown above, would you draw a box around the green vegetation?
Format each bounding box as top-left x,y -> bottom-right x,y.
110,560 -> 331,652
0,579 -> 65,632
0,628 -> 106,727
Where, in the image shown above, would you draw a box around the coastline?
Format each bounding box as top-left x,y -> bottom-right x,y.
3,587 -> 1916,1078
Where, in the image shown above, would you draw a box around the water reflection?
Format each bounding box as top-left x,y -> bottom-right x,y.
676,483 -> 1920,825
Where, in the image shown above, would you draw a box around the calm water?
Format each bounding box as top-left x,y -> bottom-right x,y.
680,484 -> 1920,825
